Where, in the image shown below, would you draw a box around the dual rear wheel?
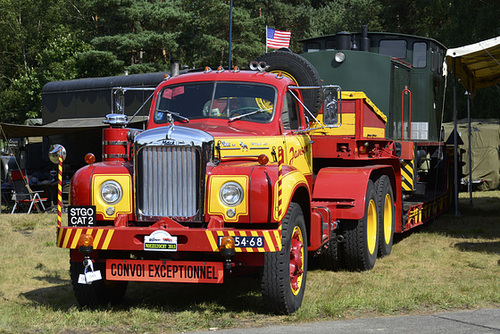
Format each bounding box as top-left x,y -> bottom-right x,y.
325,175 -> 395,272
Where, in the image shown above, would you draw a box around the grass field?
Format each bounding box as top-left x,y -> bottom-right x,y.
0,192 -> 499,333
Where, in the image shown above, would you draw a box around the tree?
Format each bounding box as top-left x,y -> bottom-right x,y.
0,0 -> 90,121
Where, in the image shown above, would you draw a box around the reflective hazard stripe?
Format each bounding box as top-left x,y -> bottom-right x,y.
401,160 -> 414,191
57,228 -> 115,250
205,230 -> 282,252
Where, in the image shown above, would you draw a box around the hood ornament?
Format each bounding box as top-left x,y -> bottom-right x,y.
166,113 -> 174,139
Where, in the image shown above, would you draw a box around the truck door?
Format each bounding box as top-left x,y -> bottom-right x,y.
281,91 -> 313,187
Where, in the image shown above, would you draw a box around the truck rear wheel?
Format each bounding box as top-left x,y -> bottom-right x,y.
261,202 -> 307,314
341,180 -> 379,271
376,175 -> 395,257
70,260 -> 127,308
317,233 -> 341,271
255,50 -> 323,117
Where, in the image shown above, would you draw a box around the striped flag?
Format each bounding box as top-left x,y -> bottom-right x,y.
266,27 -> 291,49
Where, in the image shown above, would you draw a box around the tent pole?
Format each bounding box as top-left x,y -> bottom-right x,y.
453,81 -> 460,216
466,91 -> 472,206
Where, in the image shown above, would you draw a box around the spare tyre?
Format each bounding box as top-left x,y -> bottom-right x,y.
255,49 -> 323,117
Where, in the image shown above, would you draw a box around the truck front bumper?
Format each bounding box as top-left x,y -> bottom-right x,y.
57,225 -> 282,253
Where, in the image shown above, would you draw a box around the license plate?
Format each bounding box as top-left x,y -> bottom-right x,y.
106,259 -> 224,283
68,206 -> 96,226
218,235 -> 264,248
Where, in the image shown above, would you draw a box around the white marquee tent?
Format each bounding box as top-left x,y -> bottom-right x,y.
445,35 -> 500,212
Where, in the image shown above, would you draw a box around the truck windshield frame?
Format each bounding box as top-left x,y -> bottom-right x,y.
153,82 -> 277,124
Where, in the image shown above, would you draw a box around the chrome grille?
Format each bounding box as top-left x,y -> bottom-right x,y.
139,146 -> 198,218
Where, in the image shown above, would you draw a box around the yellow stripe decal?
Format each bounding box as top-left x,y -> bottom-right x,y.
102,230 -> 114,250
94,229 -> 104,248
274,230 -> 282,251
62,229 -> 72,248
70,229 -> 83,249
57,228 -> 64,247
259,231 -> 270,252
206,231 -> 218,251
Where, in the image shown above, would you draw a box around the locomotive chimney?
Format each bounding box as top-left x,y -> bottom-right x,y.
360,25 -> 370,51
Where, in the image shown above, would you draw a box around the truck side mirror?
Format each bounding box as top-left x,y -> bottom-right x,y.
322,86 -> 341,126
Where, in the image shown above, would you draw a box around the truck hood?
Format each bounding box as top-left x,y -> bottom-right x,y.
181,121 -> 276,137
136,123 -> 283,162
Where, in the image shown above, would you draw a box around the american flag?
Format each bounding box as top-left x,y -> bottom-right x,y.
266,27 -> 291,49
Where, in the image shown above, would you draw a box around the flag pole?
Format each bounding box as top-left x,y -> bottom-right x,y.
228,0 -> 233,68
265,25 -> 268,53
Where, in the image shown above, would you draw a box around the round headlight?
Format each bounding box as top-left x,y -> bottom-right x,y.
334,51 -> 346,63
220,182 -> 243,206
100,181 -> 123,205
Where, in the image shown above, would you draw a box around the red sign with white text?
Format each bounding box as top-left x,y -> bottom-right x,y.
106,259 -> 223,283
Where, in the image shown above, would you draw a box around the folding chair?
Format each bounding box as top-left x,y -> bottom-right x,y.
10,170 -> 47,214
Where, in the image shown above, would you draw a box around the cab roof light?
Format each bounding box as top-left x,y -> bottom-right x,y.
258,154 -> 269,165
204,66 -> 212,73
85,153 -> 96,165
217,66 -> 225,73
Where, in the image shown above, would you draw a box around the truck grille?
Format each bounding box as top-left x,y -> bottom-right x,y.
138,146 -> 199,218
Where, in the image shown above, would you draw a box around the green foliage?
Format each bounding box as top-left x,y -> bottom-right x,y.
75,50 -> 125,78
0,0 -> 498,124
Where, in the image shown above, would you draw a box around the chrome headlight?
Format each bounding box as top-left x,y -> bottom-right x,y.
220,182 -> 243,206
334,51 -> 346,63
100,180 -> 123,204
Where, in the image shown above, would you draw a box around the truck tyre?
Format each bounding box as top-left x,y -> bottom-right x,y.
70,260 -> 127,308
341,180 -> 379,271
261,202 -> 307,314
317,233 -> 341,271
255,50 -> 323,117
375,175 -> 395,257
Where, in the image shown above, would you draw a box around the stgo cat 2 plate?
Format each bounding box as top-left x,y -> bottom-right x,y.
68,206 -> 96,226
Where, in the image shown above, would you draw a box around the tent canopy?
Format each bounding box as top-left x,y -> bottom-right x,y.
446,36 -> 500,95
0,116 -> 148,139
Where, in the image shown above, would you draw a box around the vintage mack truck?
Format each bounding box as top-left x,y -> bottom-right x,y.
56,31 -> 455,314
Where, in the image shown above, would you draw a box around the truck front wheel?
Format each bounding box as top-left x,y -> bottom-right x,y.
70,260 -> 127,308
261,202 -> 308,314
341,180 -> 379,271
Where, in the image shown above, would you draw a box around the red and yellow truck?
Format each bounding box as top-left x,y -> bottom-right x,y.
56,49 -> 455,314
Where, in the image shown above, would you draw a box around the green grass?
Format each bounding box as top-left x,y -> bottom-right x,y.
0,191 -> 499,333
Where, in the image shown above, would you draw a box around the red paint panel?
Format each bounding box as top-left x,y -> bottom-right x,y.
396,141 -> 415,160
70,161 -> 133,207
312,167 -> 373,220
249,166 -> 271,223
363,102 -> 385,129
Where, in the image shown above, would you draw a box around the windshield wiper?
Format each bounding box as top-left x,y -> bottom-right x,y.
228,108 -> 272,123
158,109 -> 190,123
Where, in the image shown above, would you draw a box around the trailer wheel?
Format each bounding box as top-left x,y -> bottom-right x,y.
70,260 -> 127,308
341,180 -> 379,271
376,175 -> 395,257
261,202 -> 308,314
255,50 -> 323,117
